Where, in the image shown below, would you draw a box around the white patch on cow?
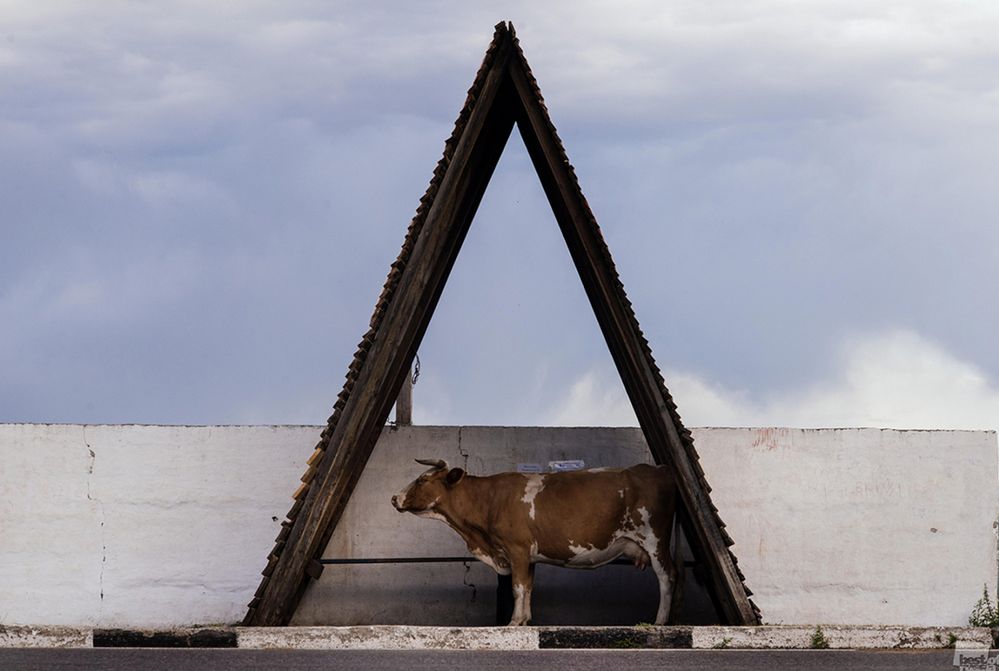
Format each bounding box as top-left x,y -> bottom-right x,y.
567,537 -> 644,568
619,507 -> 638,532
470,548 -> 498,573
408,495 -> 443,521
510,583 -> 532,625
413,509 -> 447,523
520,474 -> 546,520
618,489 -> 625,499
469,547 -> 512,575
636,507 -> 658,543
631,507 -> 661,559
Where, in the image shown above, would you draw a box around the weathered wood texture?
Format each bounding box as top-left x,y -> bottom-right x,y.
243,25 -> 516,627
243,22 -> 758,627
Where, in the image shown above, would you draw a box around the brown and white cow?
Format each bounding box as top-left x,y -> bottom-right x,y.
391,459 -> 679,625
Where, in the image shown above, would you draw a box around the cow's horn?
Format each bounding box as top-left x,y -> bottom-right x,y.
415,458 -> 446,470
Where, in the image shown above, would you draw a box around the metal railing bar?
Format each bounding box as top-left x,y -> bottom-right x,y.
320,557 -> 697,567
320,557 -> 477,564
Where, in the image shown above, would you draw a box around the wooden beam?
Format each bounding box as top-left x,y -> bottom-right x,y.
505,43 -> 757,625
244,32 -> 517,626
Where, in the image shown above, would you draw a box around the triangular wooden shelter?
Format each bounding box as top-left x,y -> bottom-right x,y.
244,22 -> 759,627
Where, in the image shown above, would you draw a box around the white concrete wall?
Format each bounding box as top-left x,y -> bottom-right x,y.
0,424 -> 995,627
0,424 -> 310,627
696,428 -> 999,625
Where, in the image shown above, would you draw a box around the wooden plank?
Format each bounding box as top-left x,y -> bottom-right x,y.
306,447 -> 324,467
304,70 -> 520,610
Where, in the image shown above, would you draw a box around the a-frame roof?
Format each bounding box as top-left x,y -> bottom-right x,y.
244,22 -> 759,626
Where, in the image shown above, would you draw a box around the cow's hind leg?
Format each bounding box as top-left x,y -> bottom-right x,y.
647,537 -> 678,625
508,558 -> 535,626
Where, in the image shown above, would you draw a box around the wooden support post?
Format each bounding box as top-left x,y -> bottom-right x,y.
507,47 -> 758,625
395,367 -> 413,426
243,31 -> 517,626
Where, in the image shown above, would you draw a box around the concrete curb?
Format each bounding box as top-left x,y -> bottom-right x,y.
689,625 -> 993,650
0,626 -> 93,648
537,626 -> 691,649
0,625 -> 994,650
239,626 -> 539,650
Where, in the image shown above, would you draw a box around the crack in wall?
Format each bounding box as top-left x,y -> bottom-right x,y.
994,517 -> 999,594
457,426 -> 468,471
461,561 -> 477,603
85,434 -> 96,500
83,425 -> 107,619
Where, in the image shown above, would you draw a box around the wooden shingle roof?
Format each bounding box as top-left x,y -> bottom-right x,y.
244,22 -> 759,627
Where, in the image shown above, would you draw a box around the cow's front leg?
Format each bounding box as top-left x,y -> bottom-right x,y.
508,559 -> 535,626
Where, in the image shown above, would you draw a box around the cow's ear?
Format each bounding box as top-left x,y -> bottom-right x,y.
445,467 -> 465,487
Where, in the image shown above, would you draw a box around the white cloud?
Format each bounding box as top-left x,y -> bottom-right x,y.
3,2 -> 998,424
546,330 -> 999,431
547,369 -> 639,427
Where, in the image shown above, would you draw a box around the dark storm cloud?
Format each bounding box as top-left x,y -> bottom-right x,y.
2,1 -> 997,427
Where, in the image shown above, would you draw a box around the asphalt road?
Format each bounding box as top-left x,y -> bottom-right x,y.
0,648 -> 961,670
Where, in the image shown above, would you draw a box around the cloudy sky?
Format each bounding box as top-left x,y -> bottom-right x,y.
3,1 -> 998,431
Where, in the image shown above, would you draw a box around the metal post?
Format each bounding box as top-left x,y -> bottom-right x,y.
395,366 -> 413,426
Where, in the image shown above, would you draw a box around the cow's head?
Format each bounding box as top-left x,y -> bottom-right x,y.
391,458 -> 465,515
